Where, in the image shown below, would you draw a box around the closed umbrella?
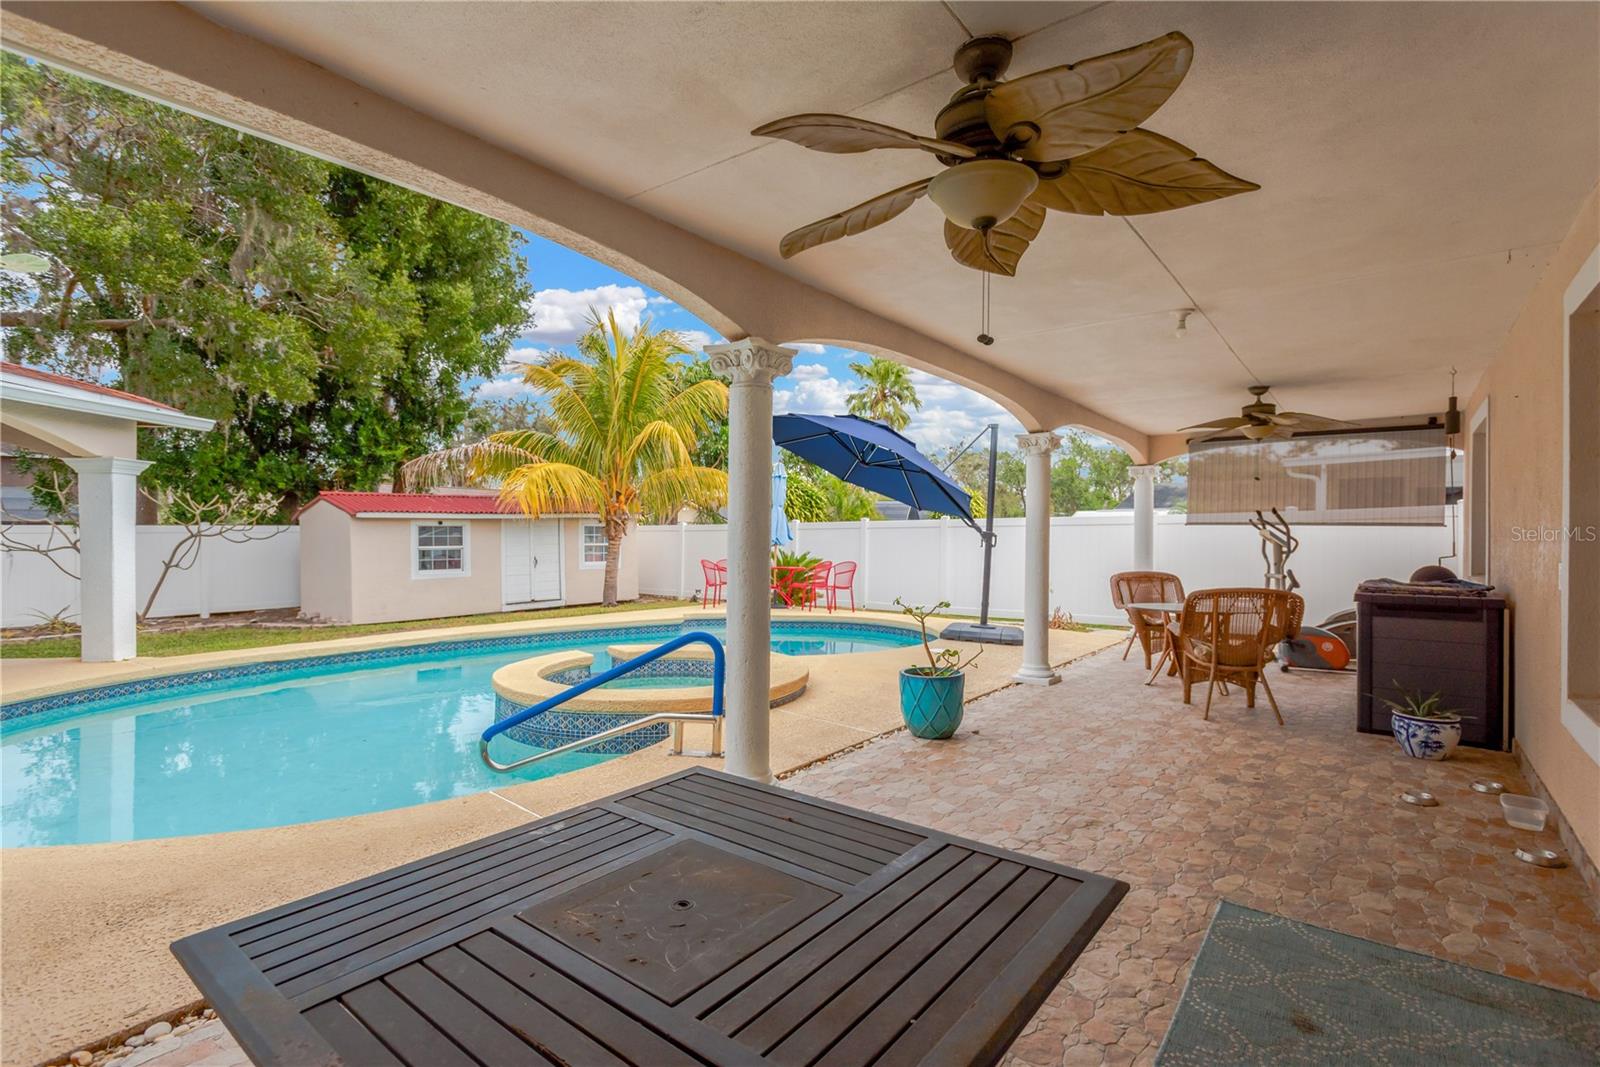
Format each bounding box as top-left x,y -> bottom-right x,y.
770,447 -> 794,548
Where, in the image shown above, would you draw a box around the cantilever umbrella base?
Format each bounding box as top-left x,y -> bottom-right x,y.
173,768 -> 1126,1067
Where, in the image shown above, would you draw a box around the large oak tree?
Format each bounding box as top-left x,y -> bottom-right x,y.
0,55 -> 530,514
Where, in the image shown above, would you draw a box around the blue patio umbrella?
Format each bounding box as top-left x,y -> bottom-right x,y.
772,413 -> 977,530
771,447 -> 795,547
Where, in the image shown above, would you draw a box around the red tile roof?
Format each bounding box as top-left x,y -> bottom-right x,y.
305,491 -> 526,517
0,361 -> 182,412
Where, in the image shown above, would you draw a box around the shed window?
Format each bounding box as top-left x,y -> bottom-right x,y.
581,523 -> 608,567
415,523 -> 466,575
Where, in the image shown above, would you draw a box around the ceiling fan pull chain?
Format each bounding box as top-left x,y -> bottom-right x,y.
977,271 -> 994,345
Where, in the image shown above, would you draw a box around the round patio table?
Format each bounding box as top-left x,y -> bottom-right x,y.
769,564 -> 816,608
1128,600 -> 1186,685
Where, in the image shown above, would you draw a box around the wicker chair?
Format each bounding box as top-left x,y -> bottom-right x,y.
1109,571 -> 1185,668
1174,588 -> 1293,724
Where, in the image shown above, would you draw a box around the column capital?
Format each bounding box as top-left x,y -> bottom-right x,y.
1128,464 -> 1161,480
705,338 -> 795,384
1015,432 -> 1061,456
63,457 -> 153,478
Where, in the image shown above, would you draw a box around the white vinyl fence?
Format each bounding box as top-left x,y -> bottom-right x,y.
1,525 -> 300,627
1,509 -> 1461,631
633,508 -> 1463,626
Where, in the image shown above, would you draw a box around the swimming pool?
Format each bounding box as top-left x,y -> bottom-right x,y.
0,618 -> 917,847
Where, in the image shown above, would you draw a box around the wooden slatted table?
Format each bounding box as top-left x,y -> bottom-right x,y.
174,768 -> 1127,1067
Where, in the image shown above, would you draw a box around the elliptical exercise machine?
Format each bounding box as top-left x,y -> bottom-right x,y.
1250,508 -> 1354,671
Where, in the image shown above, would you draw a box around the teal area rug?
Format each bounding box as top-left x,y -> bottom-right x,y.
1156,901 -> 1600,1066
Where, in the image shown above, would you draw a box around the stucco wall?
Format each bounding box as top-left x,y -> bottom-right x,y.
297,511 -> 640,623
561,518 -> 639,605
297,503 -> 354,622
1465,184 -> 1600,863
343,518 -> 505,625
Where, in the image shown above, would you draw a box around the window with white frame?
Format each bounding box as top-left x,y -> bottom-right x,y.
580,523 -> 608,568
414,522 -> 468,577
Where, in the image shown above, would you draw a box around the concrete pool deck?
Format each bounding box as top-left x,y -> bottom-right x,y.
0,607 -> 1120,1064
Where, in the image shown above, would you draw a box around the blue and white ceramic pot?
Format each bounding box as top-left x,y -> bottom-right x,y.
1391,711 -> 1462,760
899,669 -> 965,740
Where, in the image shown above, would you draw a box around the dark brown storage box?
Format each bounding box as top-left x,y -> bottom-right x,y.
1356,590 -> 1510,750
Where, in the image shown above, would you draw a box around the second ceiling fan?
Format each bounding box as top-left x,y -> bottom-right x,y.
754,31 -> 1259,275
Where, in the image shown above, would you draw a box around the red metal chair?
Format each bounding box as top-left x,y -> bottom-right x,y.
801,561 -> 832,611
700,558 -> 727,607
826,561 -> 858,612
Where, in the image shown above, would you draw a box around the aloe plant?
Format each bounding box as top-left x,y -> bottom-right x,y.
1378,684 -> 1459,721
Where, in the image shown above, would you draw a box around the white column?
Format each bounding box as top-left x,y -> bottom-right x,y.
64,457 -> 151,662
1130,464 -> 1159,571
1014,432 -> 1061,685
706,338 -> 795,782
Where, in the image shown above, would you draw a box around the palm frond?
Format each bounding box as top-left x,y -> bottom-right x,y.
402,439 -> 541,490
622,419 -> 695,473
659,378 -> 729,438
498,462 -> 606,517
638,465 -> 729,518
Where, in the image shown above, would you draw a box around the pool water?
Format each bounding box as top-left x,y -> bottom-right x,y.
1,620 -> 917,847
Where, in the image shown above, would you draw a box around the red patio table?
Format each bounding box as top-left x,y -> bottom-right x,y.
768,564 -> 812,607
172,768 -> 1127,1067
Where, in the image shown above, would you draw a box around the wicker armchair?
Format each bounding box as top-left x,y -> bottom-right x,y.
1174,588 -> 1294,724
1109,571 -> 1185,668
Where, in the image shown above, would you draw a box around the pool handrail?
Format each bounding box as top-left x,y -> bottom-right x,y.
479,630 -> 725,772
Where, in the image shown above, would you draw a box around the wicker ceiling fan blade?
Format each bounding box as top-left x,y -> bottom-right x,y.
1270,412 -> 1359,429
778,178 -> 934,259
1032,129 -> 1260,216
1178,415 -> 1251,433
753,114 -> 976,157
985,32 -> 1193,162
1183,425 -> 1246,443
944,200 -> 1047,276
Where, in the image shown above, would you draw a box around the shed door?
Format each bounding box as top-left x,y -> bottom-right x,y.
502,521 -> 561,607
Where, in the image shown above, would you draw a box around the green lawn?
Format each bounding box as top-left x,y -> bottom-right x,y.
0,600 -> 697,659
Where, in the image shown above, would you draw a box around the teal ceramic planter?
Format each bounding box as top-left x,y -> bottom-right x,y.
899,669 -> 965,739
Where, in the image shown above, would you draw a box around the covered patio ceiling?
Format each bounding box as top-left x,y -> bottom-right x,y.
6,2 -> 1597,460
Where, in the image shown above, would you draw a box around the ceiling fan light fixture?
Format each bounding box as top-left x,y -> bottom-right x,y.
928,159 -> 1038,231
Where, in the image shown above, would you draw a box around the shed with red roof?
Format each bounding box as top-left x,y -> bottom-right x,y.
295,490 -> 635,624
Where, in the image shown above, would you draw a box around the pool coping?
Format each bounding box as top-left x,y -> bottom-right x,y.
0,606 -> 919,726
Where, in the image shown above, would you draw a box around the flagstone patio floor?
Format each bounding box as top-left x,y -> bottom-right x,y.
57,646 -> 1600,1067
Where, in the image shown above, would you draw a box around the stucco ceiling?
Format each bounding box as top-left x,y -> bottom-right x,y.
188,1 -> 1600,437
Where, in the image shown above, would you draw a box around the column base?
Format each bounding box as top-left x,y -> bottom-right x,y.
1012,665 -> 1061,686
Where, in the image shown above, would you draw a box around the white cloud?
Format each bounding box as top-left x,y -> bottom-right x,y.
774,363 -> 853,415
674,329 -> 723,353
523,284 -> 650,344
646,295 -> 676,306
473,374 -> 534,401
788,342 -> 826,354
901,369 -> 1024,452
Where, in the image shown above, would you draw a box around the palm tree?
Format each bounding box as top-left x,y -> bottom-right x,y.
846,356 -> 922,431
403,312 -> 728,605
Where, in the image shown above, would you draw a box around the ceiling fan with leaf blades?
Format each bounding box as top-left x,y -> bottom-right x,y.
1181,385 -> 1357,442
753,32 -> 1259,276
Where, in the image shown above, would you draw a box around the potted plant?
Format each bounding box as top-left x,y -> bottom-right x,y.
894,599 -> 982,739
1380,684 -> 1462,760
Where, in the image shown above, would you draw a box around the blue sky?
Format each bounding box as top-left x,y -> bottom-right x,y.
467,230 -> 1027,455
